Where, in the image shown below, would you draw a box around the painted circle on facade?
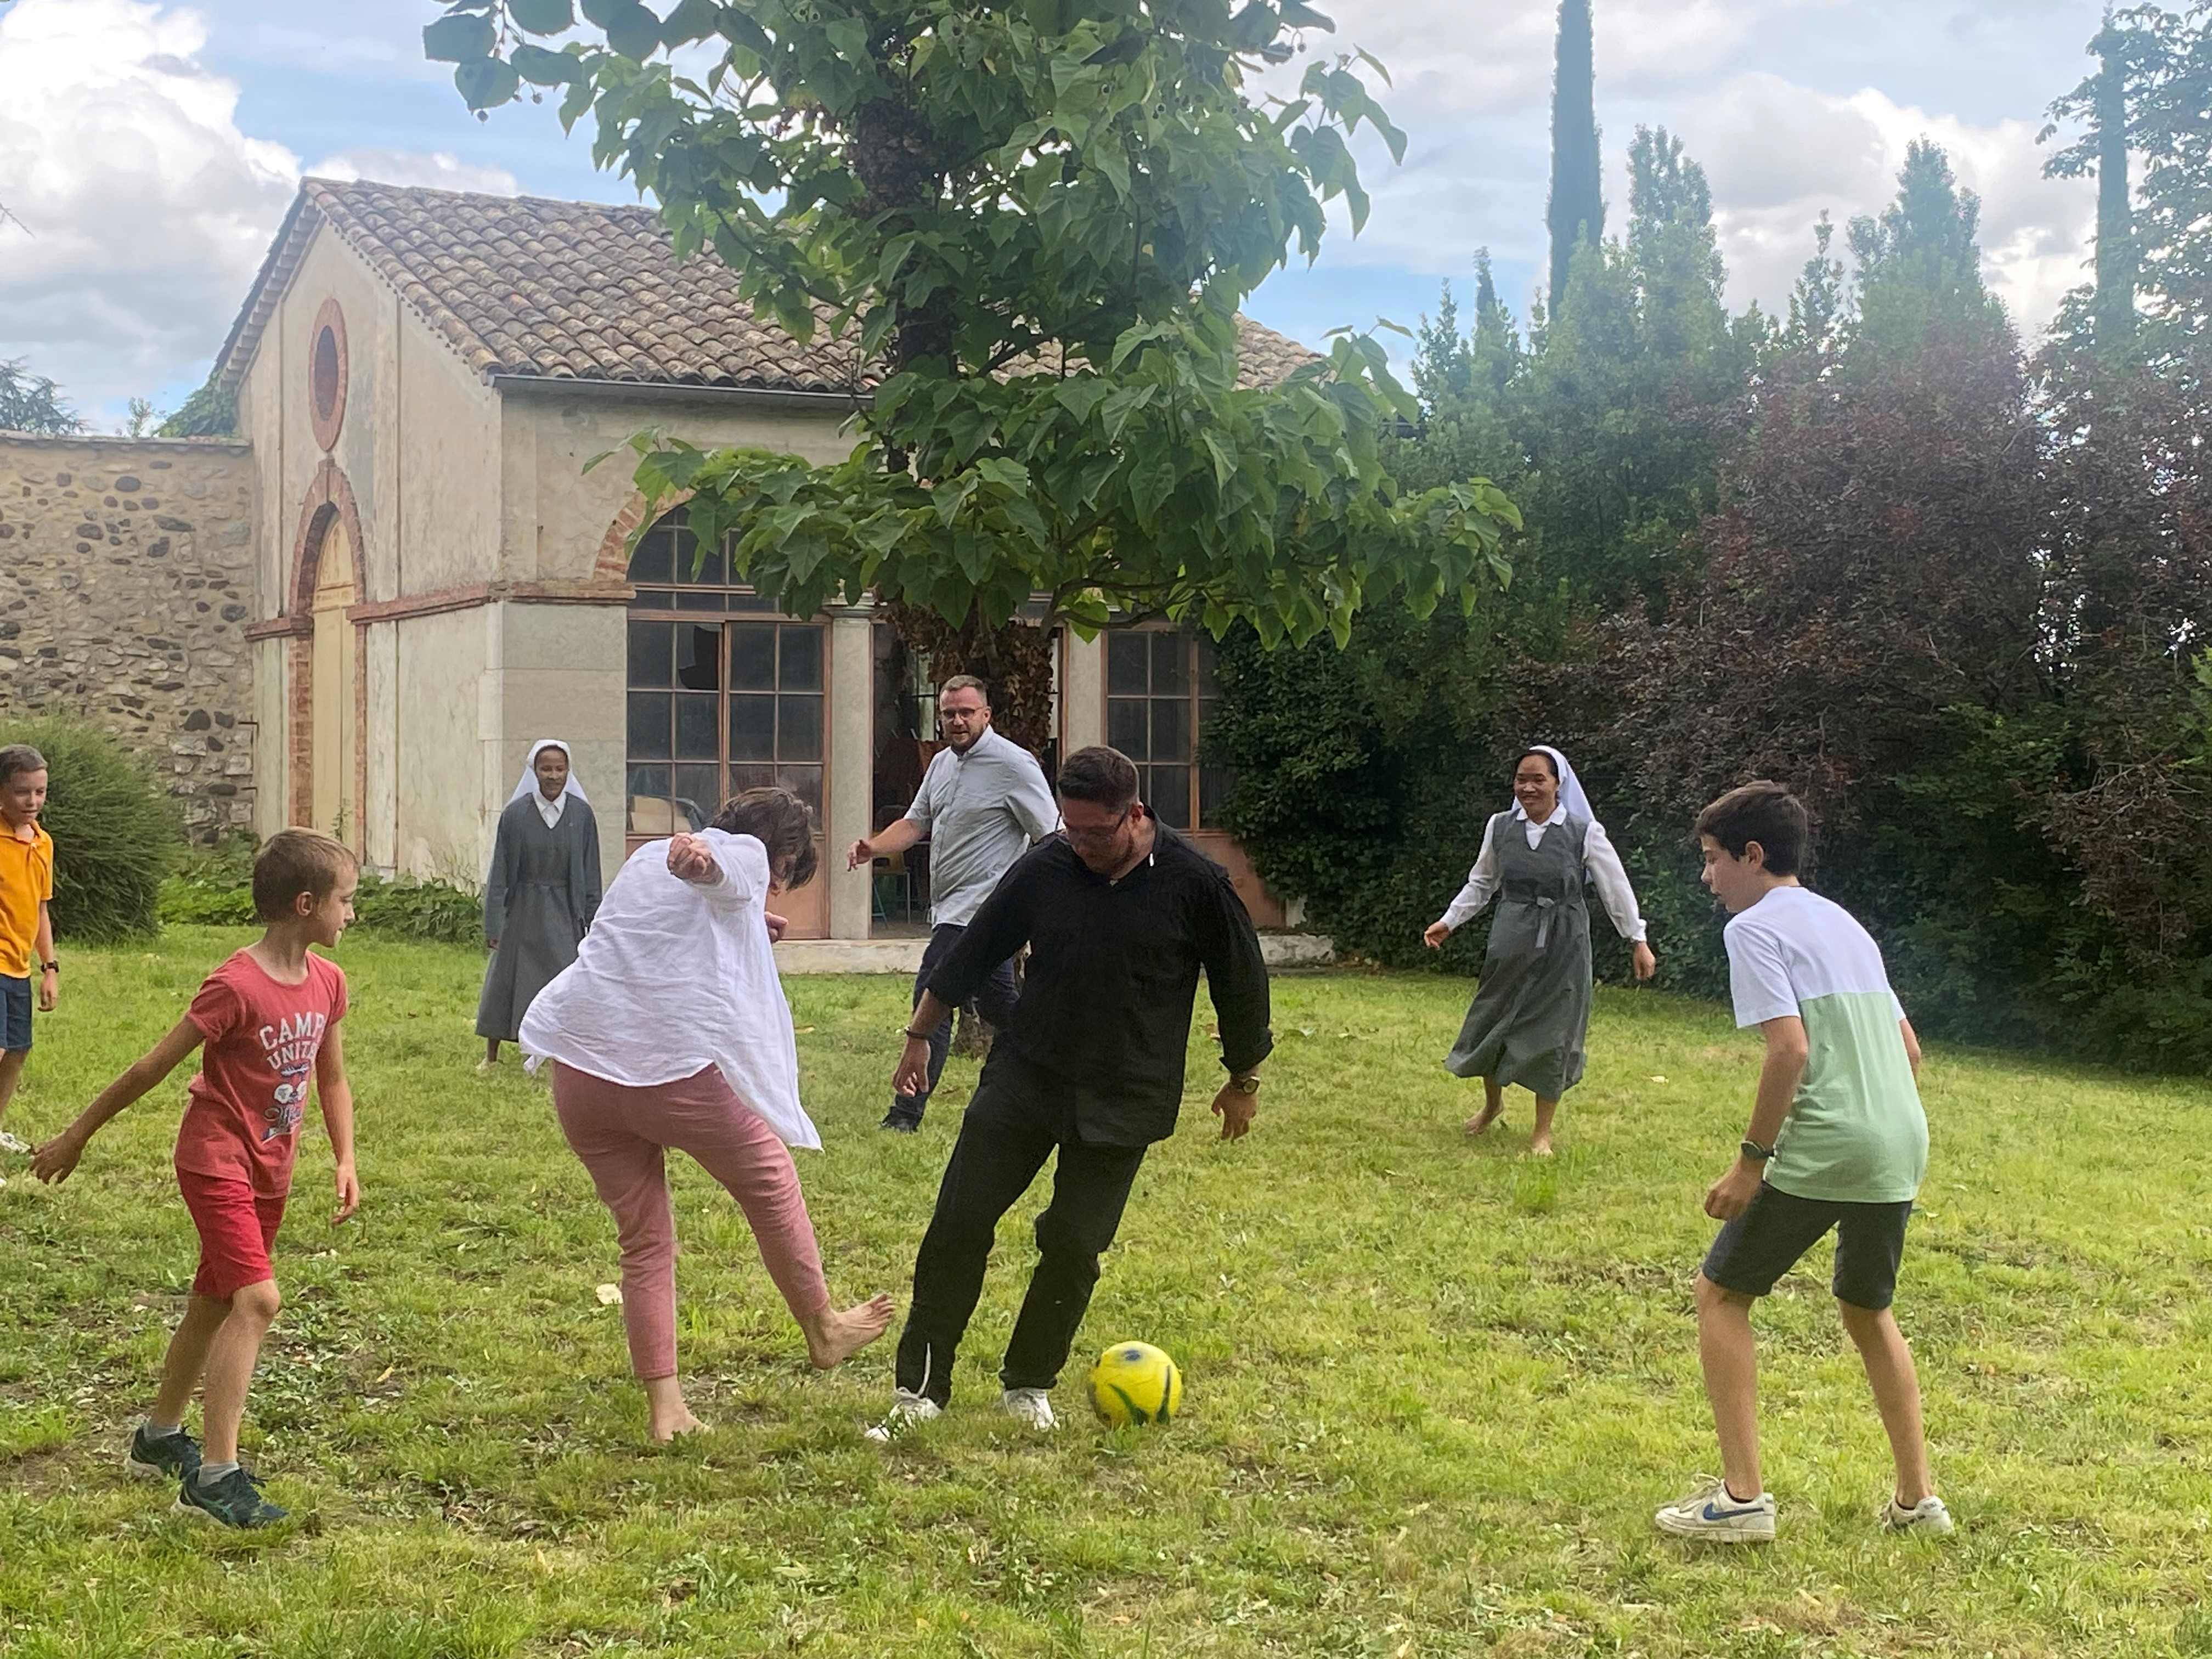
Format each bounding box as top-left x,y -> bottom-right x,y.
309,296 -> 348,452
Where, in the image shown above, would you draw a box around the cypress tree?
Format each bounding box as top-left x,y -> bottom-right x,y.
2091,22 -> 2137,351
1547,0 -> 1605,313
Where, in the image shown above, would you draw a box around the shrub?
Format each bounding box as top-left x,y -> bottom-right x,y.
158,836 -> 484,945
0,714 -> 183,941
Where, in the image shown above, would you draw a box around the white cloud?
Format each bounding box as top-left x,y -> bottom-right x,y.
0,0 -> 297,425
0,0 -> 523,430
309,149 -> 520,195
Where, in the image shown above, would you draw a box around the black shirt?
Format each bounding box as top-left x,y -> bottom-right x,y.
928,825 -> 1274,1145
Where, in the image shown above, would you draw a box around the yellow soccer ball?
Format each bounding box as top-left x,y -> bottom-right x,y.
1088,1341 -> 1183,1427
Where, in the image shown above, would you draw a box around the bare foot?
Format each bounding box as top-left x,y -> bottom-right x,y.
1464,1103 -> 1505,1138
650,1408 -> 709,1443
805,1293 -> 896,1370
1528,1135 -> 1555,1158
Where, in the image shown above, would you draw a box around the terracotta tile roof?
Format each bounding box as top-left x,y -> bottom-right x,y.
217,179 -> 1319,398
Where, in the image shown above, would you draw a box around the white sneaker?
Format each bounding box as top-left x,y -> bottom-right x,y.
862,1389 -> 941,1443
1655,1476 -> 1776,1542
0,1130 -> 29,1155
1000,1387 -> 1058,1431
1882,1494 -> 1954,1536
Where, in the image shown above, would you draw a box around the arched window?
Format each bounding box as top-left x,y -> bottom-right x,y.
623,506 -> 826,837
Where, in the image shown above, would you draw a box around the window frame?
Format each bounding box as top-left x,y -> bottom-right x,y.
1102,628 -> 1232,832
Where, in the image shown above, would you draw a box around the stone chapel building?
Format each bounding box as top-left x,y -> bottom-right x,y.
1,179 -> 1305,941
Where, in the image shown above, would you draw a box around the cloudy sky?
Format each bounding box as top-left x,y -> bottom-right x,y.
0,0 -> 2108,428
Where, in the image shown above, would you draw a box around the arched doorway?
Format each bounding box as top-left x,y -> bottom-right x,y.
307,511 -> 359,846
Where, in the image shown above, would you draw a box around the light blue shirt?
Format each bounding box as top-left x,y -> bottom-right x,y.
902,726 -> 1059,926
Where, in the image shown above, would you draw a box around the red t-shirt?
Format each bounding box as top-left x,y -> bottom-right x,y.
174,950 -> 348,1198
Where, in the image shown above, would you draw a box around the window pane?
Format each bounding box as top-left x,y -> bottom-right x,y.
729,693 -> 775,760
776,764 -> 825,818
672,527 -> 726,586
729,763 -> 777,795
1107,632 -> 1149,695
778,694 -> 824,761
780,625 -> 823,690
1200,765 -> 1235,828
1149,767 -> 1190,828
676,623 -> 721,691
624,764 -> 670,835
1107,698 -> 1148,758
729,623 -> 776,690
673,764 -> 721,828
1150,698 -> 1190,762
627,693 -> 672,759
1150,634 -> 1187,696
676,588 -> 725,612
675,694 -> 720,758
627,530 -> 673,585
628,620 -> 672,688
630,588 -> 675,609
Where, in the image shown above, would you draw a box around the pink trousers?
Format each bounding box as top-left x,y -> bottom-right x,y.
552,1062 -> 830,1380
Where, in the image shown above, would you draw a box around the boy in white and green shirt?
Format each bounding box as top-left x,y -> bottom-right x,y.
1654,781 -> 1953,1544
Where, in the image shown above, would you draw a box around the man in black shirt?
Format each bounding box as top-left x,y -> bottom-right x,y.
866,746 -> 1273,1437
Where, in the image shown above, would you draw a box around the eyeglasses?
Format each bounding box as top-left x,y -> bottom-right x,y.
1062,808 -> 1133,844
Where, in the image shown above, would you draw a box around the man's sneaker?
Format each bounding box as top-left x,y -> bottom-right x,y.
1882,1494 -> 1954,1536
878,1111 -> 921,1134
1000,1388 -> 1058,1431
862,1389 -> 942,1442
1654,1477 -> 1776,1542
175,1466 -> 287,1530
0,1130 -> 30,1155
125,1424 -> 202,1481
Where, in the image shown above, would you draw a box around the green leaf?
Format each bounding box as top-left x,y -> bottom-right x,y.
603,1 -> 665,59
1278,0 -> 1334,27
454,55 -> 522,108
511,42 -> 584,83
661,0 -> 720,44
823,16 -> 871,66
505,0 -> 575,33
424,13 -> 496,61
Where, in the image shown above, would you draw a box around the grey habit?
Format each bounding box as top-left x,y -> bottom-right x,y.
476,794 -> 603,1043
1444,811 -> 1593,1098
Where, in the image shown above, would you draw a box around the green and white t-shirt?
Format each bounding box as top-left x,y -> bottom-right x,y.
1724,886 -> 1926,1204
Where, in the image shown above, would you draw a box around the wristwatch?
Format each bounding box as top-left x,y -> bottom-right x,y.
1739,1138 -> 1775,1162
1229,1072 -> 1261,1096
40,960 -> 58,974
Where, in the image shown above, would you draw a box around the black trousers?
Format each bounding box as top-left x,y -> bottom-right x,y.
889,922 -> 1020,1125
895,1054 -> 1148,1404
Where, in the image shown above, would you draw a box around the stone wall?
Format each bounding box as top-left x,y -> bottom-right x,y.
0,435 -> 259,842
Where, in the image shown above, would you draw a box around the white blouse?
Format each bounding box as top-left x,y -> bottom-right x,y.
532,791 -> 567,829
1437,806 -> 1648,942
520,831 -> 817,1149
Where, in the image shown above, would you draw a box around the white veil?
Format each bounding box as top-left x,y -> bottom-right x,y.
510,738 -> 590,806
1517,744 -> 1595,825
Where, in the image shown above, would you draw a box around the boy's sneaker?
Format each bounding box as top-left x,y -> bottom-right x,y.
1882,1494 -> 1954,1536
1654,1476 -> 1776,1542
0,1130 -> 30,1155
125,1424 -> 202,1481
175,1466 -> 287,1529
1000,1387 -> 1058,1431
862,1389 -> 942,1442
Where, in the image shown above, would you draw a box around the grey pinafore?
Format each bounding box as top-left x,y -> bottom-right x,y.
1443,811 -> 1593,1099
476,795 -> 603,1043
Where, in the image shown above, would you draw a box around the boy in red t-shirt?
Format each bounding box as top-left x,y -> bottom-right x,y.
33,828 -> 360,1529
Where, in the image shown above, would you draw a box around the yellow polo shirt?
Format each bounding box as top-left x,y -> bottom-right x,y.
0,823 -> 54,980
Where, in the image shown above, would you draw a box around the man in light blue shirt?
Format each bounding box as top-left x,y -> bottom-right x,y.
847,676 -> 1059,1131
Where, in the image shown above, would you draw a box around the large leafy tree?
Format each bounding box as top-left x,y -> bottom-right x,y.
1544,0 -> 1602,312
427,0 -> 1516,646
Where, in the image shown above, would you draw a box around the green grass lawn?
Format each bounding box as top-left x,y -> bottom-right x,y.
4,928 -> 2212,1657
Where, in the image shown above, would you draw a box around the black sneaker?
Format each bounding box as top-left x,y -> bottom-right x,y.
878,1111 -> 922,1133
126,1424 -> 203,1481
175,1466 -> 287,1529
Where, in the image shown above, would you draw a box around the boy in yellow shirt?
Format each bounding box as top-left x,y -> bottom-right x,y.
0,744 -> 58,1155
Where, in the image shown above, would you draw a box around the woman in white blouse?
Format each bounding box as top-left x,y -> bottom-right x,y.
1423,746 -> 1656,1155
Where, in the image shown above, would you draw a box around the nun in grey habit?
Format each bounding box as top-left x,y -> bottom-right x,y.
478,738 -> 603,1065
1423,746 -> 1656,1155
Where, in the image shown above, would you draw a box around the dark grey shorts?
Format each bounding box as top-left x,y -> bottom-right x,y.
1702,1182 -> 1912,1311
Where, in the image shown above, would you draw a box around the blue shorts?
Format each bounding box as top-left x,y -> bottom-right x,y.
1701,1182 -> 1912,1311
0,973 -> 29,1053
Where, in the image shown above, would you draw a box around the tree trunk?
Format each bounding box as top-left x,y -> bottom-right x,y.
881,599 -> 1059,764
